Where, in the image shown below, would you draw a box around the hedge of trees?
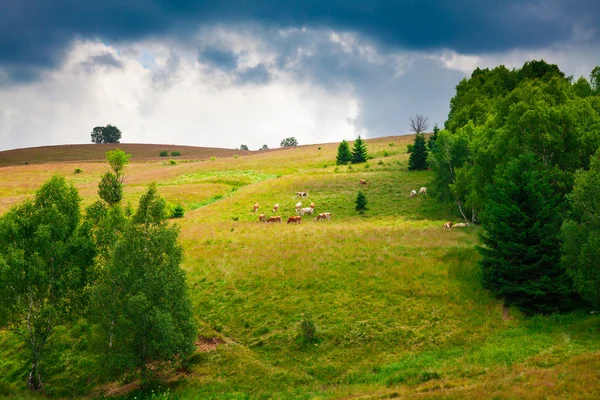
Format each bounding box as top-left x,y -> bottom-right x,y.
428,60 -> 600,314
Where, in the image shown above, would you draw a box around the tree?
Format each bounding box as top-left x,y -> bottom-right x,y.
355,191 -> 368,213
409,114 -> 429,134
0,176 -> 95,390
240,144 -> 249,151
336,140 -> 352,165
478,154 -> 573,314
280,137 -> 298,147
106,149 -> 131,183
98,172 -> 123,206
408,133 -> 428,170
561,148 -> 600,308
350,136 -> 369,164
428,124 -> 440,151
260,144 -> 269,150
591,66 -> 600,95
90,185 -> 196,382
90,125 -> 122,144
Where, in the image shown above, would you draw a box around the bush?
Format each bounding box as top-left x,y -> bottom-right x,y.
297,313 -> 318,346
74,168 -> 83,174
406,144 -> 414,153
171,151 -> 180,157
170,205 -> 185,218
210,156 -> 216,161
355,191 -> 368,213
169,160 -> 177,165
159,150 -> 169,157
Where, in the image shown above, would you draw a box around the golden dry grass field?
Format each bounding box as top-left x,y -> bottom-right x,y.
0,136 -> 599,399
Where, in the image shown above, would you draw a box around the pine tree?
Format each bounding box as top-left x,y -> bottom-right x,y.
351,136 -> 369,164
408,133 -> 428,170
478,154 -> 573,314
355,190 -> 368,213
336,140 -> 352,165
428,124 -> 439,151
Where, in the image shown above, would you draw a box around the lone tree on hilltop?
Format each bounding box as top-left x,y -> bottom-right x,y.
336,140 -> 352,165
351,136 -> 369,164
408,133 -> 428,170
260,144 -> 269,150
240,144 -> 249,151
280,137 -> 298,147
409,114 -> 429,134
91,124 -> 122,144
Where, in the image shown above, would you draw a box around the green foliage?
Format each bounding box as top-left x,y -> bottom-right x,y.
240,144 -> 249,151
106,149 -> 131,183
561,148 -> 600,308
406,144 -> 413,153
98,172 -> 122,206
591,66 -> 600,95
296,313 -> 318,346
169,159 -> 177,165
260,144 -> 269,150
336,140 -> 352,165
210,156 -> 217,161
350,136 -> 368,164
89,218 -> 196,382
355,190 -> 368,213
478,154 -> 573,314
171,151 -> 180,156
170,204 -> 185,219
91,124 -> 122,144
280,137 -> 298,147
159,150 -> 168,157
133,183 -> 168,227
428,124 -> 440,151
408,133 -> 428,170
74,168 -> 83,174
0,176 -> 95,390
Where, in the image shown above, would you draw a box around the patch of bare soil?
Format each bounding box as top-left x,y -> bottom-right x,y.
502,304 -> 511,321
196,336 -> 225,352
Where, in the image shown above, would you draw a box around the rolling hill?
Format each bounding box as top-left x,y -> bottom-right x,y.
1,136 -> 599,399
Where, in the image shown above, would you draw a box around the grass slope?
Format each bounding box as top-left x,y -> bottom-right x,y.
1,136 -> 599,399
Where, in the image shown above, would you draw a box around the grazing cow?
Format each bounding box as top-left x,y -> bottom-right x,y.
315,212 -> 331,221
453,222 -> 470,228
287,216 -> 302,224
296,192 -> 308,197
273,203 -> 279,213
295,201 -> 302,211
360,179 -> 367,185
443,222 -> 453,230
253,203 -> 259,212
258,214 -> 266,223
310,202 -> 315,209
419,187 -> 427,195
298,207 -> 314,216
267,216 -> 282,223
410,190 -> 417,198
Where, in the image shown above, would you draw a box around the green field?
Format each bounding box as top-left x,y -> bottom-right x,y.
1,136 -> 599,399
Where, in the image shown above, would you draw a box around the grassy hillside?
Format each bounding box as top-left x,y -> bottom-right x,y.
1,136 -> 599,399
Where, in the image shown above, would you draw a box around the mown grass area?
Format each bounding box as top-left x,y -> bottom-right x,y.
1,135 -> 600,399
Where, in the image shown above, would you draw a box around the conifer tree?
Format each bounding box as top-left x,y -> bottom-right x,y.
478,154 -> 573,314
428,124 -> 439,151
355,190 -> 368,213
408,133 -> 428,170
336,140 -> 352,165
351,136 -> 369,164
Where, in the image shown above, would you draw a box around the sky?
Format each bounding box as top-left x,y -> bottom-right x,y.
1,1 -> 600,151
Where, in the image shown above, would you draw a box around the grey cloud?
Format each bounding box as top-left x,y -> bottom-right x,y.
236,64 -> 271,85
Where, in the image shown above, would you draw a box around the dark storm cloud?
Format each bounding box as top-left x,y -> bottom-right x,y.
2,0 -> 599,81
199,47 -> 238,71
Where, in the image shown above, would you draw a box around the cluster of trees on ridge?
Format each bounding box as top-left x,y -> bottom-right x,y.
0,149 -> 196,391
417,60 -> 600,314
335,135 -> 369,165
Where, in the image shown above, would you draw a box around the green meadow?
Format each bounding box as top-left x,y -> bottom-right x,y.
0,136 -> 599,399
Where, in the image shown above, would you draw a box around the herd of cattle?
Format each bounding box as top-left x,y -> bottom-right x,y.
250,181 -> 471,229
253,190 -> 332,224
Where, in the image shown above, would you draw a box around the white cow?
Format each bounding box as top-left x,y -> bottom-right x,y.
453,222 -> 470,228
298,207 -> 314,216
410,190 -> 417,198
295,201 -> 302,211
419,187 -> 427,195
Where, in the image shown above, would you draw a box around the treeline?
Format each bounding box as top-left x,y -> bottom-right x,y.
0,150 -> 196,392
428,60 -> 600,314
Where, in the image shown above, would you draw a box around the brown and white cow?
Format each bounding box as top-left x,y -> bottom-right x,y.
267,216 -> 282,223
360,179 -> 367,185
273,203 -> 279,213
309,202 -> 315,209
287,216 -> 302,224
253,203 -> 259,212
443,222 -> 453,230
296,192 -> 308,197
410,190 -> 417,198
258,214 -> 266,223
315,212 -> 331,221
295,201 -> 302,212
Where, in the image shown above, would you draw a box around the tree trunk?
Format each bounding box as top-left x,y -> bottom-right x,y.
28,359 -> 42,391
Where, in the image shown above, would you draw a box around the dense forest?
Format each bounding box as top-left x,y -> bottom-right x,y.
427,60 -> 600,314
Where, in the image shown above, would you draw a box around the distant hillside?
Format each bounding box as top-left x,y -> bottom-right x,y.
0,143 -> 260,166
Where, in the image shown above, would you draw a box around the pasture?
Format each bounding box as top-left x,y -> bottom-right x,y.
0,136 -> 599,399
